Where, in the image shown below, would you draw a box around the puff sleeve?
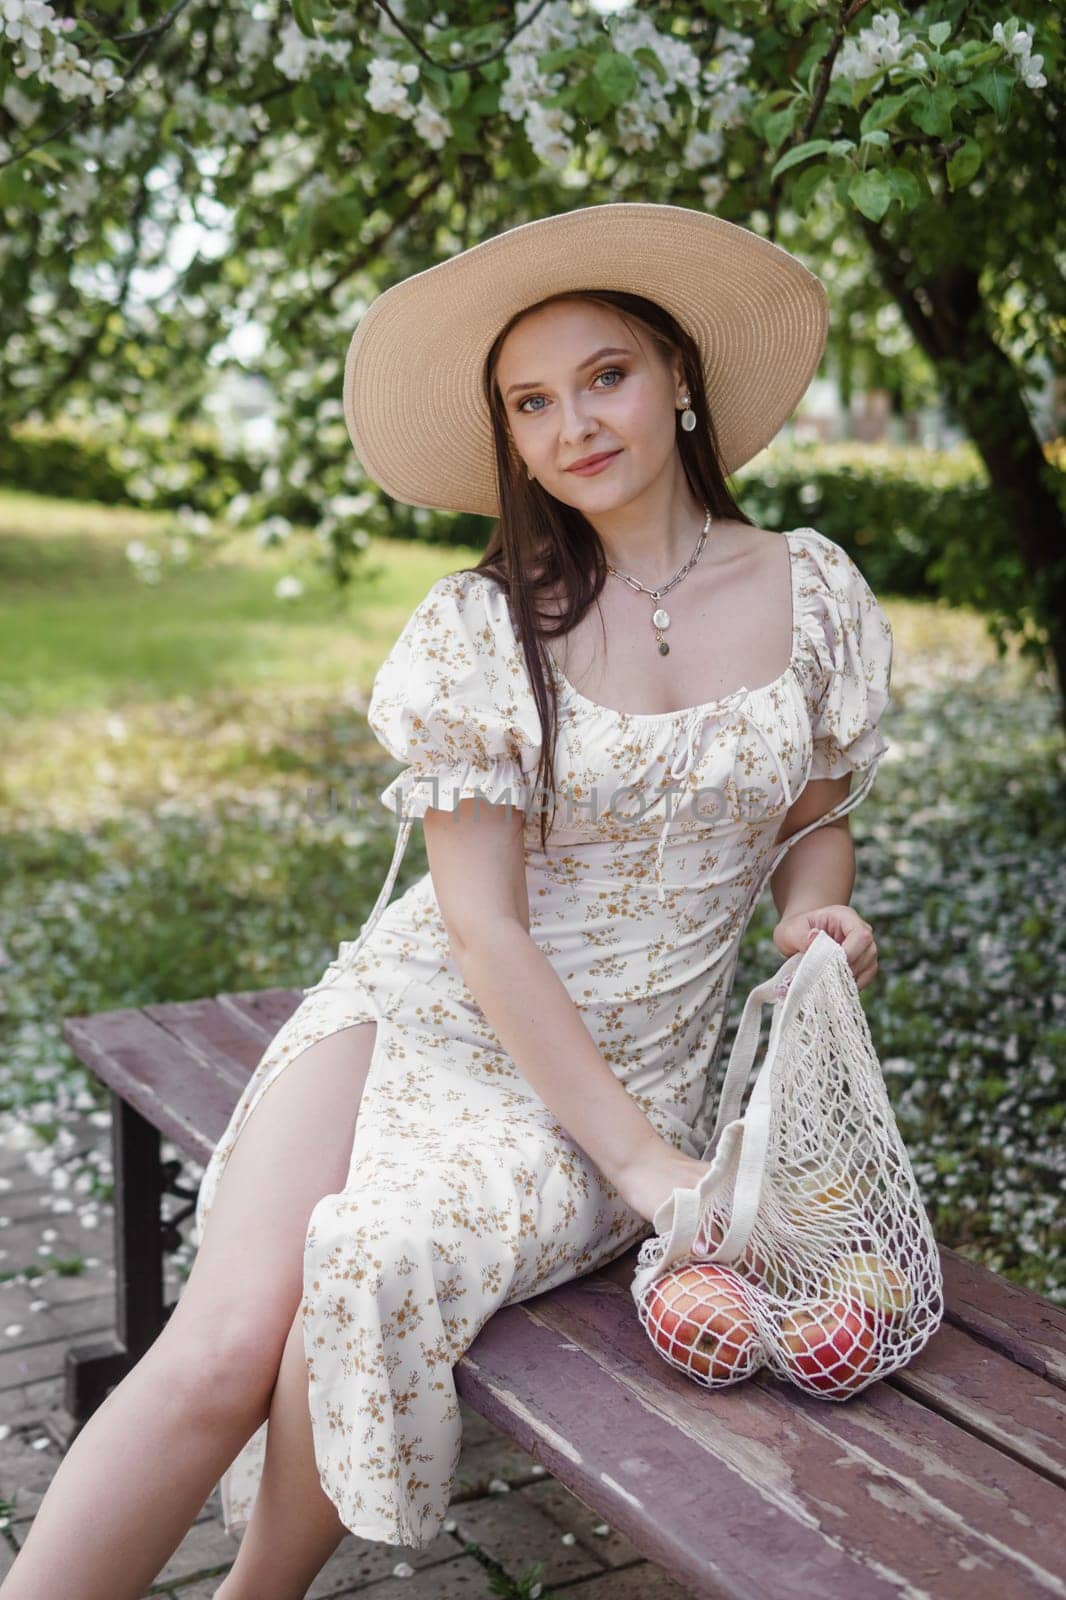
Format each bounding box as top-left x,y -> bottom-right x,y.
794,529 -> 894,782
366,569 -> 542,820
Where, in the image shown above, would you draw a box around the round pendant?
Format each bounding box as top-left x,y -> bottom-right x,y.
658,640 -> 670,655
652,607 -> 670,629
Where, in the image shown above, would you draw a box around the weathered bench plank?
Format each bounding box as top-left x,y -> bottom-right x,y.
458,1270 -> 1066,1600
63,1007 -> 244,1160
889,1318 -> 1066,1487
938,1247 -> 1066,1388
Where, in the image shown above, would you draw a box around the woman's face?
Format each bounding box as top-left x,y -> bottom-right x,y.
495,300 -> 685,509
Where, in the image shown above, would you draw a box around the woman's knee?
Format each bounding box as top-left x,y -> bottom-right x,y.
150,1300 -> 297,1421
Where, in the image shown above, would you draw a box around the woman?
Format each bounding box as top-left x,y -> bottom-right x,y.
4,203 -> 892,1600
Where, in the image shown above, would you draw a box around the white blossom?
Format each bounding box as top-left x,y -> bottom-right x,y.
366,56 -> 419,118
273,17 -> 351,83
993,21 -> 1034,58
203,99 -> 261,143
0,0 -> 55,50
74,118 -> 144,164
45,39 -> 92,99
232,13 -> 272,69
524,101 -> 575,168
833,11 -> 923,84
87,55 -> 123,106
56,168 -> 96,217
699,172 -> 728,208
302,171 -> 338,208
992,23 -> 1047,90
1020,55 -> 1046,89
684,127 -> 725,169
1,80 -> 38,123
413,99 -> 450,151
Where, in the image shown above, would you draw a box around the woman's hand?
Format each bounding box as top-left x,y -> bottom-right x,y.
772,903 -> 879,991
618,1144 -> 712,1226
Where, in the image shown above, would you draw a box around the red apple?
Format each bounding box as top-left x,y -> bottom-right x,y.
643,1262 -> 763,1384
776,1298 -> 881,1396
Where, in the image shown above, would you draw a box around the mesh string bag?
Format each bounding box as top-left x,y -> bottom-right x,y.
631,929 -> 944,1400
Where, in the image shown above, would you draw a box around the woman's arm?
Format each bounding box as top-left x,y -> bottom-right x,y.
424,797 -> 708,1218
770,811 -> 855,916
769,774 -> 879,990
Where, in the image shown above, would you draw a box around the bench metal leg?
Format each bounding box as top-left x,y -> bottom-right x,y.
64,1092 -> 200,1436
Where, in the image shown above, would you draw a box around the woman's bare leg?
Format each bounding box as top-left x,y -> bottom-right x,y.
0,1018 -> 377,1600
214,1304 -> 348,1600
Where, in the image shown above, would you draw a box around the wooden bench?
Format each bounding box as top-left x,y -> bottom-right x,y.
61,987 -> 1066,1600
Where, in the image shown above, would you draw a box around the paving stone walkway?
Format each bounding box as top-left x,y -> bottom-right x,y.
0,1115 -> 695,1599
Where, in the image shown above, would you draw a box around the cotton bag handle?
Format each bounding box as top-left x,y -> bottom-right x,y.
646,930 -> 850,1274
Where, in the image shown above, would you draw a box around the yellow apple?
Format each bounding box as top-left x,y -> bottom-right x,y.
825,1251 -> 913,1320
784,1164 -> 874,1214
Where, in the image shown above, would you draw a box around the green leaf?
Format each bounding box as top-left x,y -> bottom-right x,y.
574,77 -> 610,122
448,70 -> 470,110
859,89 -> 918,137
970,68 -> 1012,121
540,45 -> 587,75
290,0 -> 316,40
848,167 -> 894,222
911,87 -> 954,138
468,84 -> 499,117
791,161 -> 830,213
0,165 -> 40,210
592,49 -> 639,107
293,81 -> 318,121
633,45 -> 667,86
946,136 -> 982,191
769,137 -> 834,182
961,44 -> 1002,69
448,116 -> 479,151
762,106 -> 798,149
928,21 -> 952,49
885,165 -> 924,210
24,146 -> 65,172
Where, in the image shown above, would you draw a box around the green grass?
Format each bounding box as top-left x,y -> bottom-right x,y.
0,487 -> 461,719
0,487 -> 1062,1306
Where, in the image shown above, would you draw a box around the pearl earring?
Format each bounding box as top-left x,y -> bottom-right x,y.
679,395 -> 697,433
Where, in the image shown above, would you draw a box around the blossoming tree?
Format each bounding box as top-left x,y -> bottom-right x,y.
1,1 -> 1062,700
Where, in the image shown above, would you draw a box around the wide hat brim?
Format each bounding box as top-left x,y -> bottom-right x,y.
342,201 -> 829,520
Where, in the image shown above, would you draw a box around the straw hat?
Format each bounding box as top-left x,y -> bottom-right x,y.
342,201 -> 829,519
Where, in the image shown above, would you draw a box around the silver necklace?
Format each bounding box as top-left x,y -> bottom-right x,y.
605,507 -> 712,656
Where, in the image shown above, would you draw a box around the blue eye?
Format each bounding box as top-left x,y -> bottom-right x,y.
516,367 -> 625,414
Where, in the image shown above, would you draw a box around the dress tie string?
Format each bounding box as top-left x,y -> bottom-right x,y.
303,812 -> 415,995
653,692 -> 798,905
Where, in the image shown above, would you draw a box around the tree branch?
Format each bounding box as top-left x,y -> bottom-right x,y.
372,0 -> 555,73
0,0 -> 199,170
766,0 -> 876,235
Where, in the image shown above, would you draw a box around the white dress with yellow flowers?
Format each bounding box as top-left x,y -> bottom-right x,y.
193,525 -> 893,1549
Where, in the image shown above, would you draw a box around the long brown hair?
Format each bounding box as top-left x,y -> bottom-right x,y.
457,289 -> 754,851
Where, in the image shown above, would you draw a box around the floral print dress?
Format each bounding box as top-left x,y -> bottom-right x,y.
192,525 -> 893,1549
